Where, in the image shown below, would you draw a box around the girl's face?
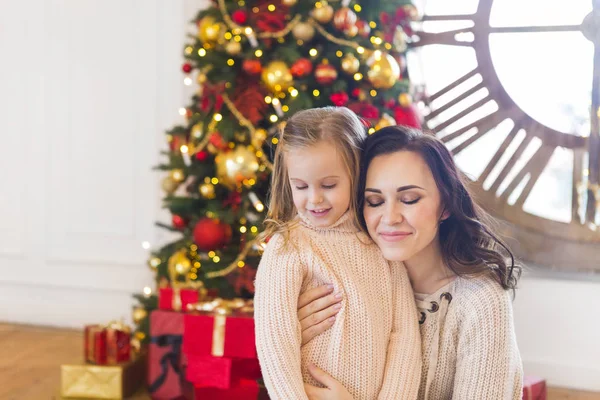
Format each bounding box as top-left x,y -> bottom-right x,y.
286,140 -> 352,228
363,150 -> 447,262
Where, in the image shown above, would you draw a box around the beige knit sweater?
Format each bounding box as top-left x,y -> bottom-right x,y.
414,274 -> 523,399
255,212 -> 422,400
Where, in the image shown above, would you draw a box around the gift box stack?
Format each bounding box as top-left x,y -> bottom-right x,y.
149,282 -> 267,399
522,376 -> 547,400
60,321 -> 145,399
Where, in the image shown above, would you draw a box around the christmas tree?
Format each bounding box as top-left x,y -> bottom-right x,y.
133,0 -> 421,343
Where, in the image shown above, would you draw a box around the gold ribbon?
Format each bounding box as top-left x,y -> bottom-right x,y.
187,298 -> 254,356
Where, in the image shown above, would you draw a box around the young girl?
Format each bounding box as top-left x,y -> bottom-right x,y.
298,125 -> 523,400
254,107 -> 422,400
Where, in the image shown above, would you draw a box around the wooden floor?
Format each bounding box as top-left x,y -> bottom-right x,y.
0,323 -> 599,400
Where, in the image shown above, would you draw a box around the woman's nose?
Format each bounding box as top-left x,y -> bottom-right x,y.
382,202 -> 403,225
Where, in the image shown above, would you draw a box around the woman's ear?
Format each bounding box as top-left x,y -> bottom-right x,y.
440,208 -> 450,223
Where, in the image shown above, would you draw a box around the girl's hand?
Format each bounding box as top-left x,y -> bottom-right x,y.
304,364 -> 355,400
298,285 -> 342,345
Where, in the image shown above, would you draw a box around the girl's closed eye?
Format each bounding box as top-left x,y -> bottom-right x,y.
322,184 -> 337,189
295,185 -> 308,190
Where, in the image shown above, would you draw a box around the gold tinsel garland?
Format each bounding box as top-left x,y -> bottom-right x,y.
205,238 -> 260,278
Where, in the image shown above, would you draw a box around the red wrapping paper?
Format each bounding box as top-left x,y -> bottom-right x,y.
522,376 -> 547,400
84,324 -> 131,365
183,313 -> 256,359
185,354 -> 261,389
183,379 -> 269,400
158,287 -> 202,312
148,310 -> 187,400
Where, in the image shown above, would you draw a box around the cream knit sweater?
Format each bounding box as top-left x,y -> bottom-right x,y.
255,212 -> 422,400
414,274 -> 523,399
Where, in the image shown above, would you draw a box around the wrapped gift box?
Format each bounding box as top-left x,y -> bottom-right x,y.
148,310 -> 187,399
84,323 -> 131,365
522,376 -> 546,400
183,380 -> 269,400
159,287 -> 203,312
60,354 -> 144,399
185,354 -> 261,389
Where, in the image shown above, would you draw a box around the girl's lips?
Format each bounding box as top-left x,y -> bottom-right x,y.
309,208 -> 331,217
379,232 -> 412,242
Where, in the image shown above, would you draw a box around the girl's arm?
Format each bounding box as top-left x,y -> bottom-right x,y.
377,262 -> 422,400
254,234 -> 309,400
452,285 -> 523,399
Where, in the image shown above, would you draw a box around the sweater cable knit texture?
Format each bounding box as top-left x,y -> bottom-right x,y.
254,211 -> 422,400
414,274 -> 523,400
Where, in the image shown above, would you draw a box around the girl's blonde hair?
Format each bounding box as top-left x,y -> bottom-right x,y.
261,106 -> 366,241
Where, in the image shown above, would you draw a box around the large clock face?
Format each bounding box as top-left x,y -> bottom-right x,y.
409,0 -> 600,270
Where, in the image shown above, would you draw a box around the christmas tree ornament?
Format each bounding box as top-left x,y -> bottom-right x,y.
366,50 -> 400,89
195,150 -> 209,162
132,307 -> 148,324
225,40 -> 242,55
197,73 -> 207,84
252,128 -> 268,148
242,59 -> 262,75
312,2 -> 334,24
330,92 -> 349,106
398,92 -> 412,107
341,53 -> 360,74
182,63 -> 192,73
168,250 -> 192,276
393,26 -> 408,52
282,0 -> 297,6
191,123 -> 203,139
344,24 -> 358,37
290,58 -> 313,78
231,9 -> 248,25
333,7 -> 357,31
355,20 -> 371,38
172,214 -> 187,229
315,60 -> 338,85
261,61 -> 293,93
148,256 -> 161,270
199,182 -> 216,199
375,113 -> 397,129
161,176 -> 179,194
292,22 -> 315,41
193,218 -> 232,251
197,17 -> 222,44
170,169 -> 185,183
393,105 -> 421,128
216,146 -> 260,187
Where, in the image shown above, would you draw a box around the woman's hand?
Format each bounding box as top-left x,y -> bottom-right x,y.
304,364 -> 355,400
298,285 -> 343,345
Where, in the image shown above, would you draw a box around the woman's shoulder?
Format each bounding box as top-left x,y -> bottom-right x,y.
453,273 -> 513,320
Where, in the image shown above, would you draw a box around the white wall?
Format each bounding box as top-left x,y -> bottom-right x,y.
0,0 -> 599,393
0,0 -> 207,327
514,270 -> 600,391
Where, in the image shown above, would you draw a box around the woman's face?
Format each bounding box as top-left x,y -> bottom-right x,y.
363,150 -> 447,262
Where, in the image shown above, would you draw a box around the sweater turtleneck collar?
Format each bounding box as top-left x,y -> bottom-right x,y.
297,210 -> 358,233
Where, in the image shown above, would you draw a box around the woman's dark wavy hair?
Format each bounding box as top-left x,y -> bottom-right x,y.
358,125 -> 521,292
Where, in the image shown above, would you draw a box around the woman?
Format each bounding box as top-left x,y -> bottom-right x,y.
299,126 -> 523,399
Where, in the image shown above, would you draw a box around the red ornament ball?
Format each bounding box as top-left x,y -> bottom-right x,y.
393,105 -> 422,128
333,7 -> 357,31
193,217 -> 232,251
355,20 -> 371,38
209,132 -> 228,150
172,214 -> 187,230
290,58 -> 313,78
195,150 -> 209,162
182,63 -> 192,73
232,9 -> 248,25
330,92 -> 349,106
243,59 -> 262,75
315,62 -> 338,85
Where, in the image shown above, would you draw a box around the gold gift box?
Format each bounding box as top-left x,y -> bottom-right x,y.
60,355 -> 145,399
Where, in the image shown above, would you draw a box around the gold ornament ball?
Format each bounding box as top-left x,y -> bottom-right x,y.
135,331 -> 146,341
132,307 -> 148,324
168,250 -> 192,277
261,61 -> 293,93
198,17 -> 223,44
282,0 -> 298,6
366,51 -> 401,89
148,256 -> 161,270
197,73 -> 207,84
292,22 -> 315,41
191,123 -> 203,139
252,128 -> 268,148
131,338 -> 141,353
216,146 -> 260,188
375,113 -> 397,130
199,182 -> 216,199
225,41 -> 242,55
161,176 -> 179,194
312,3 -> 334,24
341,53 -> 360,74
170,169 -> 185,183
398,93 -> 413,107
344,24 -> 359,38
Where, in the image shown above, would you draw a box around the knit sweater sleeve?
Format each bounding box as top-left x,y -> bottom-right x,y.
377,262 -> 422,400
254,233 -> 309,400
452,280 -> 523,399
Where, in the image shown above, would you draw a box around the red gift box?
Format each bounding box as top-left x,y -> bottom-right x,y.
183,379 -> 269,400
148,310 -> 188,399
84,323 -> 131,365
522,376 -> 547,400
183,312 -> 256,359
185,354 -> 261,389
159,287 -> 202,312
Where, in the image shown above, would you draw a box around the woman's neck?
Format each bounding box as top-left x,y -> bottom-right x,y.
404,238 -> 455,295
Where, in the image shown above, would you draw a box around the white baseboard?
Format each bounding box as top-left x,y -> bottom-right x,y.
524,359 -> 600,392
